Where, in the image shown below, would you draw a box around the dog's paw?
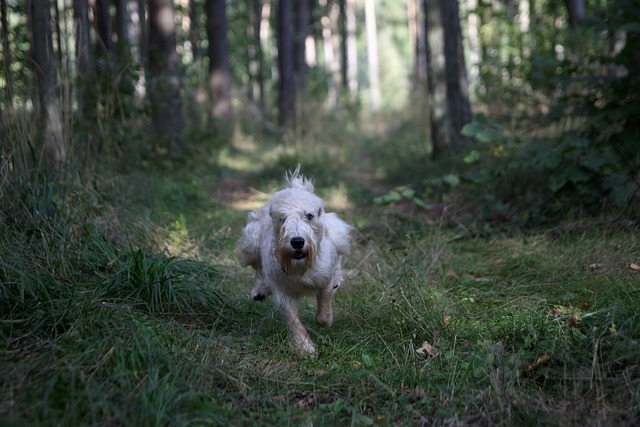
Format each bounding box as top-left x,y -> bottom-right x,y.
315,311 -> 333,327
252,292 -> 268,302
251,281 -> 272,301
295,337 -> 317,357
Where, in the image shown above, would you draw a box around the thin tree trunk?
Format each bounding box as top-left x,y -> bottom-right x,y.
443,0 -> 472,140
148,0 -> 184,154
563,0 -> 585,30
424,0 -> 450,158
28,0 -> 65,173
94,0 -> 111,53
364,0 -> 380,111
321,2 -> 339,107
277,0 -> 295,126
466,0 -> 480,93
74,0 -> 94,118
189,0 -> 199,58
294,0 -> 309,103
249,0 -> 264,110
206,0 -> 233,119
1,0 -> 14,112
345,0 -> 357,100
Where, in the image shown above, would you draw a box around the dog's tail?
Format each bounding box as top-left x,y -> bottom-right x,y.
285,164 -> 314,193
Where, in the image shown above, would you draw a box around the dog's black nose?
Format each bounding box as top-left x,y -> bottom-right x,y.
290,237 -> 305,249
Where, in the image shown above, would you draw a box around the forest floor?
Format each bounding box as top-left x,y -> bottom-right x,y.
1,112 -> 640,426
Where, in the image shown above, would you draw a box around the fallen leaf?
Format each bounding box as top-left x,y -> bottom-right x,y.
568,313 -> 578,328
443,315 -> 452,326
588,263 -> 603,270
580,301 -> 590,310
297,394 -> 316,409
523,353 -> 550,374
416,341 -> 438,358
446,268 -> 459,279
630,262 -> 640,271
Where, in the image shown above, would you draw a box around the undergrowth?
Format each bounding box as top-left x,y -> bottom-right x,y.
1,112 -> 639,425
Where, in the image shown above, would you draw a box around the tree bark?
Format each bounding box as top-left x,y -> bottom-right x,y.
345,0 -> 358,100
424,0 -> 450,157
206,0 -> 233,120
277,0 -> 295,126
74,0 -> 94,119
94,0 -> 111,53
442,0 -> 472,140
148,0 -> 184,154
563,0 -> 585,30
293,0 -> 309,104
364,0 -> 380,111
28,0 -> 65,174
1,0 -> 14,112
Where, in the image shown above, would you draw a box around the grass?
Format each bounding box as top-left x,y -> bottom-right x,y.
1,113 -> 639,426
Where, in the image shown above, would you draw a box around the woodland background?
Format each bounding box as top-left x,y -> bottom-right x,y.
1,0 -> 640,425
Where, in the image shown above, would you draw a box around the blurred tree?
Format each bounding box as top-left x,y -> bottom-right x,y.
148,0 -> 184,154
1,0 -> 14,113
28,0 -> 65,173
564,0 -> 585,29
277,0 -> 295,126
293,0 -> 309,118
206,0 -> 233,119
364,0 -> 380,111
344,0 -> 358,100
321,0 -> 340,107
247,0 -> 265,110
424,0 -> 450,156
94,0 -> 111,52
442,0 -> 471,140
74,0 -> 94,119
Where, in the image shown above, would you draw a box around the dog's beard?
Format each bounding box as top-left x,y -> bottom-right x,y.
275,239 -> 315,275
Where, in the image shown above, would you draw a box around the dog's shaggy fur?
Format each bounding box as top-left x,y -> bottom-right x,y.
238,166 -> 352,356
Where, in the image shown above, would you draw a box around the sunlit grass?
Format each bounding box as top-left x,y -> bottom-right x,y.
1,110 -> 639,425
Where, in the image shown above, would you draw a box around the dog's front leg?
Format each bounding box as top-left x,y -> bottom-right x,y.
315,288 -> 333,327
278,295 -> 316,356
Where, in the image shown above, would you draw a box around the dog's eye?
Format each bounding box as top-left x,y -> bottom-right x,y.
305,213 -> 314,221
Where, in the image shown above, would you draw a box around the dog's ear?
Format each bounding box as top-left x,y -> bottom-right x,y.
321,212 -> 352,256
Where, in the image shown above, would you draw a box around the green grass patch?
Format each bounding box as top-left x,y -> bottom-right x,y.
1,118 -> 639,425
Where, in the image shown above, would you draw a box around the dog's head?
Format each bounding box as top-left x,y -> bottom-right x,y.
269,187 -> 324,275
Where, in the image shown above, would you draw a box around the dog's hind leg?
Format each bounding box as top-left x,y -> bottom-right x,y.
278,294 -> 316,356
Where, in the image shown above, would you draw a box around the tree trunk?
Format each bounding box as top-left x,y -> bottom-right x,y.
1,0 -> 14,112
206,0 -> 233,120
247,0 -> 264,110
364,0 -> 380,111
293,0 -> 309,106
466,0 -> 481,93
189,0 -> 200,58
424,0 -> 450,158
277,0 -> 295,126
563,0 -> 585,30
345,0 -> 358,100
74,0 -> 94,119
442,0 -> 472,140
28,0 -> 65,174
94,0 -> 111,53
148,0 -> 184,154
321,2 -> 339,107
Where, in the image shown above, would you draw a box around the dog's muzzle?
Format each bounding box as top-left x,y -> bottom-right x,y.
290,237 -> 306,259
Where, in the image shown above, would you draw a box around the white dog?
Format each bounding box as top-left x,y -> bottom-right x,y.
238,166 -> 352,356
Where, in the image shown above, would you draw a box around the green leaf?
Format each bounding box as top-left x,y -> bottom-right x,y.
463,149 -> 481,164
443,174 -> 460,187
461,122 -> 483,137
476,130 -> 498,143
